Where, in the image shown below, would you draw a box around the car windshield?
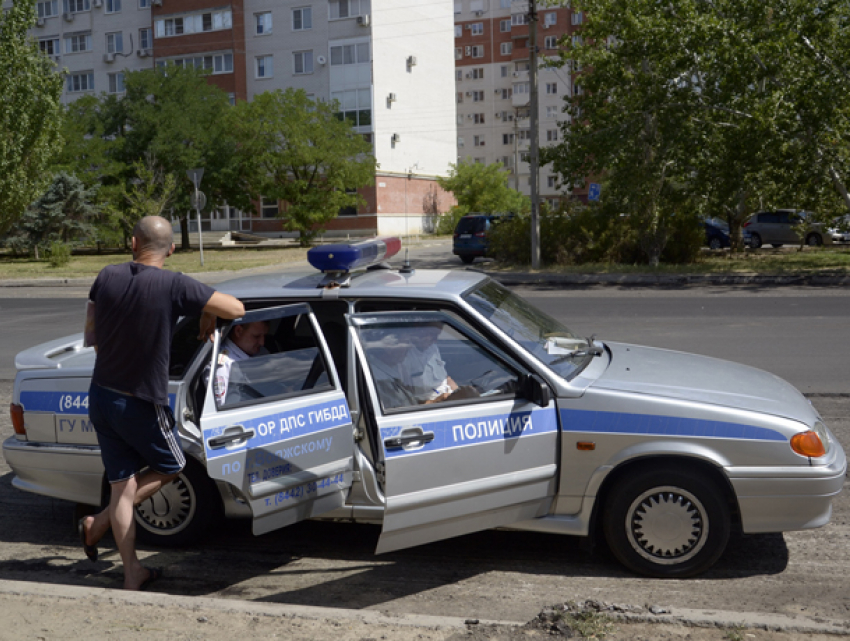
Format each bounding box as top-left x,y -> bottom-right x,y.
463,279 -> 592,380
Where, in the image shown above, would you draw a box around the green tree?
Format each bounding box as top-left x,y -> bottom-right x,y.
6,172 -> 98,258
234,88 -> 377,247
435,160 -> 529,234
545,0 -> 850,258
0,0 -> 64,236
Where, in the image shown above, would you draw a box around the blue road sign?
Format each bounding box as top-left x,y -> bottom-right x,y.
588,183 -> 601,202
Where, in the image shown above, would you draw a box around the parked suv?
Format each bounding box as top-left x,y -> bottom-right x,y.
452,214 -> 509,264
743,210 -> 829,248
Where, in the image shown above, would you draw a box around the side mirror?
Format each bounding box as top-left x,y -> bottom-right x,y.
520,373 -> 551,407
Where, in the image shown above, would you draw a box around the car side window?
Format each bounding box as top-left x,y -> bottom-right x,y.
358,320 -> 520,414
759,212 -> 779,224
213,313 -> 332,410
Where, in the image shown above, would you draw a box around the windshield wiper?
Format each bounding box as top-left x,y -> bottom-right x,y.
548,334 -> 604,366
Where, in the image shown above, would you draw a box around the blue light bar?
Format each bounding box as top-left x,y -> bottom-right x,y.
307,237 -> 402,273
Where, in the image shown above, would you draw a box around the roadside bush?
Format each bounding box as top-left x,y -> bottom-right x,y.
490,203 -> 703,266
47,241 -> 71,268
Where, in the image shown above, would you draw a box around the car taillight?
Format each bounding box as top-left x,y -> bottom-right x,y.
474,231 -> 486,238
10,403 -> 25,436
742,221 -> 751,228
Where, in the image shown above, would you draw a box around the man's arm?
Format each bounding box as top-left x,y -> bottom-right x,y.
199,292 -> 245,341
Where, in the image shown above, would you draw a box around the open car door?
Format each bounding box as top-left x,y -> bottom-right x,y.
201,304 -> 354,535
349,311 -> 559,554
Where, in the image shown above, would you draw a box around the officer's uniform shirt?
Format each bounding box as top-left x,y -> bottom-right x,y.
213,338 -> 250,406
404,343 -> 452,401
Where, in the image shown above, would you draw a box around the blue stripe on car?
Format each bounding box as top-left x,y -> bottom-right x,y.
560,408 -> 786,441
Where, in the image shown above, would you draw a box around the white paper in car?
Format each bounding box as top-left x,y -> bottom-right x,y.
545,336 -> 587,355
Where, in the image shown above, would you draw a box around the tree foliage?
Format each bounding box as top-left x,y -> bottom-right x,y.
435,160 -> 529,234
233,89 -> 377,246
0,0 -> 64,236
545,0 -> 850,258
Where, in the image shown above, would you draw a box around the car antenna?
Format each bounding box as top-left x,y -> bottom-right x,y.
399,247 -> 415,274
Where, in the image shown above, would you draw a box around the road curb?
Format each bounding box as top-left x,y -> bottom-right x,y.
0,579 -> 846,637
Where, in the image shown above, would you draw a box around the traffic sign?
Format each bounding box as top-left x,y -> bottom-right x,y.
186,168 -> 204,190
588,183 -> 601,202
191,190 -> 206,211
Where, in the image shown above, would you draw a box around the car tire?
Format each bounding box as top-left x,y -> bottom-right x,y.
806,233 -> 823,246
134,457 -> 222,547
708,238 -> 722,250
748,233 -> 762,249
602,466 -> 730,578
460,255 -> 475,264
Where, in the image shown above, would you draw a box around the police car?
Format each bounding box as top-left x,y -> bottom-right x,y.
5,238 -> 846,578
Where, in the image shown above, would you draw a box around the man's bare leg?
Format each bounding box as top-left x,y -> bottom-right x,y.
80,469 -> 179,553
108,476 -> 151,590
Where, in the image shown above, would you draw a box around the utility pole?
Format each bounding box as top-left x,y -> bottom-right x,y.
529,0 -> 541,269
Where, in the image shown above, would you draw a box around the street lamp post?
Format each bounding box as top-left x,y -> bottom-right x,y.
186,168 -> 206,267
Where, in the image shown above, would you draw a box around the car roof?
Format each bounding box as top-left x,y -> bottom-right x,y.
214,267 -> 491,303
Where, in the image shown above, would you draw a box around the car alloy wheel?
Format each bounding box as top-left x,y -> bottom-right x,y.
806,233 -> 823,246
748,233 -> 762,248
708,238 -> 722,250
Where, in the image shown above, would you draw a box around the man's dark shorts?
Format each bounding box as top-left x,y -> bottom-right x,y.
88,382 -> 186,483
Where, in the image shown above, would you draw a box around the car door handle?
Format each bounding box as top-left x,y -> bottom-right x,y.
384,430 -> 435,448
208,426 -> 255,449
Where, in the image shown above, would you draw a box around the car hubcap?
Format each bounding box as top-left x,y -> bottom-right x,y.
626,486 -> 708,565
135,474 -> 196,536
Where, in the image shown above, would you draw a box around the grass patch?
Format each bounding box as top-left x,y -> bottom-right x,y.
0,246 -> 310,280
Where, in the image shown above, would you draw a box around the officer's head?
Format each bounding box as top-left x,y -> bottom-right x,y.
132,216 -> 175,260
366,329 -> 412,365
231,321 -> 269,356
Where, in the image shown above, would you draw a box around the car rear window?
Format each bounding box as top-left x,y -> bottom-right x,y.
455,217 -> 487,234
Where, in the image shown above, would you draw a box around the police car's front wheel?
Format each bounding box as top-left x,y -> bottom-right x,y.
602,467 -> 730,578
134,458 -> 221,547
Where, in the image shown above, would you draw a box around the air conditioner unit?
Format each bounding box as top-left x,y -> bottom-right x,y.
407,55 -> 417,66
494,89 -> 501,94
495,112 -> 501,119
63,11 -> 73,21
543,24 -> 550,29
474,10 -> 483,16
316,55 -> 326,65
356,14 -> 370,26
151,0 -> 162,6
465,72 -> 471,79
507,114 -> 514,121
391,133 -> 400,143
36,17 -> 45,26
512,71 -> 519,76
103,53 -> 115,63
93,0 -> 102,7
52,54 -> 61,63
137,48 -> 149,57
387,92 -> 397,102
465,91 -> 472,96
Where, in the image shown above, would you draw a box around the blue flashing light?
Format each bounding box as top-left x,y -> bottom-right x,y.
307,237 -> 402,273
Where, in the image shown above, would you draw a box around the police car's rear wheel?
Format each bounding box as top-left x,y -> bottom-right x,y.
134,458 -> 221,547
603,467 -> 730,578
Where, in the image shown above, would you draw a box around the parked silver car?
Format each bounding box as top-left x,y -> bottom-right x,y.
5,238 -> 845,578
743,209 -> 829,248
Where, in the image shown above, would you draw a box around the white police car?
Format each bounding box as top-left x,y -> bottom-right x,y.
5,238 -> 846,577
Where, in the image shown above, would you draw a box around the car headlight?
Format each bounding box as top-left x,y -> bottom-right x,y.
790,420 -> 831,458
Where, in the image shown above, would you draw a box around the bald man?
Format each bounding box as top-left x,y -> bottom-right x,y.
79,216 -> 244,591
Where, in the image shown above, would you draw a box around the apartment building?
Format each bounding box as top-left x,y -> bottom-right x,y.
12,0 -> 458,237
454,0 -> 586,207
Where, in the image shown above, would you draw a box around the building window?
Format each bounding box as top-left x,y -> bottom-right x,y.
502,133 -> 514,145
261,197 -> 278,218
330,42 -> 369,65
331,88 -> 371,128
571,11 -> 583,25
138,0 -> 148,8
457,136 -> 464,147
294,50 -> 313,74
514,81 -> 529,94
39,38 -> 60,55
473,135 -> 484,147
470,0 -> 483,11
456,92 -> 463,104
500,88 -> 512,99
329,0 -> 370,19
471,90 -> 484,101
546,105 -> 559,118
255,12 -> 272,35
157,52 -> 234,73
108,72 -> 125,94
546,129 -> 558,142
37,0 -> 58,17
470,22 -> 483,35
155,10 -> 231,37
572,34 -> 583,46
547,176 -> 558,188
470,45 -> 483,58
105,0 -> 120,13
139,27 -> 151,49
457,114 -> 464,125
455,24 -> 462,38
256,55 -> 273,78
500,65 -> 509,77
473,113 -> 485,124
500,19 -> 510,32
574,83 -> 583,96
105,32 -> 123,53
469,67 -> 484,79
454,0 -> 461,14
500,0 -> 510,7
545,12 -> 557,26
544,35 -> 557,49
455,47 -> 462,60
63,0 -> 90,14
292,6 -> 311,30
161,17 -> 183,36
64,33 -> 92,53
500,42 -> 512,55
455,69 -> 462,81
66,71 -> 94,92
546,82 -> 558,94
511,13 -> 526,26
518,129 -> 530,141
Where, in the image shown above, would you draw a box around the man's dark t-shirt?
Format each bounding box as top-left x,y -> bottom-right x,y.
90,262 -> 215,405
